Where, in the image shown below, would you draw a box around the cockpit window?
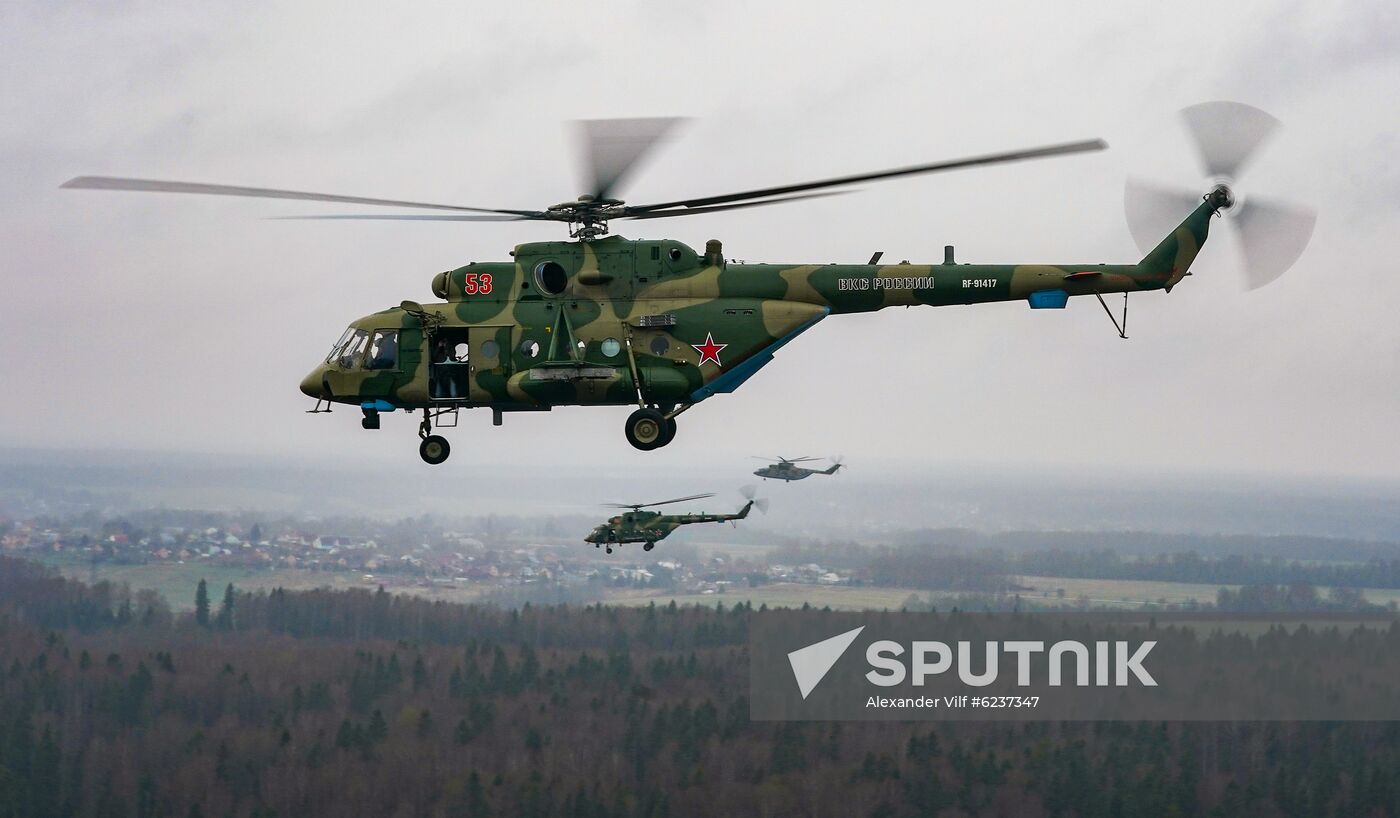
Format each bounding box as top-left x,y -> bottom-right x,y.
325,327 -> 355,364
331,329 -> 368,368
366,330 -> 399,370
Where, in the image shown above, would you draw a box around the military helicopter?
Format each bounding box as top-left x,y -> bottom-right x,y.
63,102 -> 1312,465
584,488 -> 768,554
752,455 -> 843,482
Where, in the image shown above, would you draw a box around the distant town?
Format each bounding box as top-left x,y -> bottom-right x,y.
9,495 -> 1400,616
0,510 -> 858,603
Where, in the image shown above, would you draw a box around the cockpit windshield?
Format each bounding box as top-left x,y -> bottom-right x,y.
327,328 -> 368,368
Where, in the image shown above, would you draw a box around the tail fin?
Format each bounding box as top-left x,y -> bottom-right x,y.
736,500 -> 754,519
823,464 -> 842,475
1137,196 -> 1220,291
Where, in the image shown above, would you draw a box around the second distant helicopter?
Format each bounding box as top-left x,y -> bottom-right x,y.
752,456 -> 843,482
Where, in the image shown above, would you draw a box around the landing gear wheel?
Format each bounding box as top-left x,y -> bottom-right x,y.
361,409 -> 380,430
606,545 -> 613,554
625,408 -> 669,451
419,435 -> 450,465
643,541 -> 655,552
657,417 -> 677,448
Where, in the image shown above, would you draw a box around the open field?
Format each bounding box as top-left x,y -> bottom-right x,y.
609,580 -> 1239,612
1019,575 -> 1400,609
22,552 -> 1400,612
613,575 -> 1400,612
606,582 -> 922,611
24,551 -> 491,610
1018,575 -> 1234,606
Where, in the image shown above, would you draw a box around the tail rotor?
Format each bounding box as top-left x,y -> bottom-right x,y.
1124,101 -> 1315,290
739,484 -> 770,515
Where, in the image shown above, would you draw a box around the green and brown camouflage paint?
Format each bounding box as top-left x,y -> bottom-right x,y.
300,196 -> 1217,414
584,501 -> 755,548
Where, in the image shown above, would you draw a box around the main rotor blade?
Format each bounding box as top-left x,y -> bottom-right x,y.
1180,101 -> 1278,181
270,213 -> 536,222
627,138 -> 1107,213
620,191 -> 847,220
606,493 -> 715,510
640,493 -> 715,509
60,176 -> 541,216
1232,195 -> 1316,290
578,117 -> 684,201
1123,177 -> 1203,256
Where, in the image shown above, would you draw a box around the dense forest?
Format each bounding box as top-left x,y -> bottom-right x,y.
4,556 -> 1400,817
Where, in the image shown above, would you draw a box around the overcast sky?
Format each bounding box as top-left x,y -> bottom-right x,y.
2,1 -> 1397,481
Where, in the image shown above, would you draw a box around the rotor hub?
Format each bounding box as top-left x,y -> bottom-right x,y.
1206,182 -> 1235,212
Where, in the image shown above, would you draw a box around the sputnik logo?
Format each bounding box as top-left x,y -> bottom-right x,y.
788,626 -> 864,699
692,332 -> 728,366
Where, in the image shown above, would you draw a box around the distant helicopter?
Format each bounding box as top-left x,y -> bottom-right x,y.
585,488 -> 767,554
752,455 -> 843,482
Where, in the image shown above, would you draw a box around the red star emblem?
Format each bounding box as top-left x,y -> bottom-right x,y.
692,332 -> 728,367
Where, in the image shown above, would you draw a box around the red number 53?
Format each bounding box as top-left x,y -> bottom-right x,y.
463,273 -> 494,295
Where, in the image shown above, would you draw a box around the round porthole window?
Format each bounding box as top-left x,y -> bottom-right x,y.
668,247 -> 683,262
649,336 -> 669,356
601,338 -> 621,358
534,260 -> 568,295
520,340 -> 540,358
480,340 -> 500,359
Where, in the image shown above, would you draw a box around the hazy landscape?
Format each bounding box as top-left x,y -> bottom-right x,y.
6,1 -> 1400,814
7,448 -> 1400,619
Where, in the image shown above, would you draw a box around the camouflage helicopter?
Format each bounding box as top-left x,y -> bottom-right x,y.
63,102 -> 1312,465
584,488 -> 768,554
752,455 -> 843,482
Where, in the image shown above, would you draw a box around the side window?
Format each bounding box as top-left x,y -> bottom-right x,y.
336,329 -> 369,369
534,261 -> 568,295
366,330 -> 399,370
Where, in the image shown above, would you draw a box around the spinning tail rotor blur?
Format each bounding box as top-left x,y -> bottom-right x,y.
1124,101 -> 1315,290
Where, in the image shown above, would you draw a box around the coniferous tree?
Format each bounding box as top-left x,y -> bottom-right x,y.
194,579 -> 210,628
215,584 -> 235,631
412,655 -> 428,691
368,709 -> 388,744
463,770 -> 490,818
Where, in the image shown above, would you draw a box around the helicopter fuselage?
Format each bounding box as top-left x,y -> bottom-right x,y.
754,463 -> 838,481
584,503 -> 753,551
300,197 -> 1215,460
